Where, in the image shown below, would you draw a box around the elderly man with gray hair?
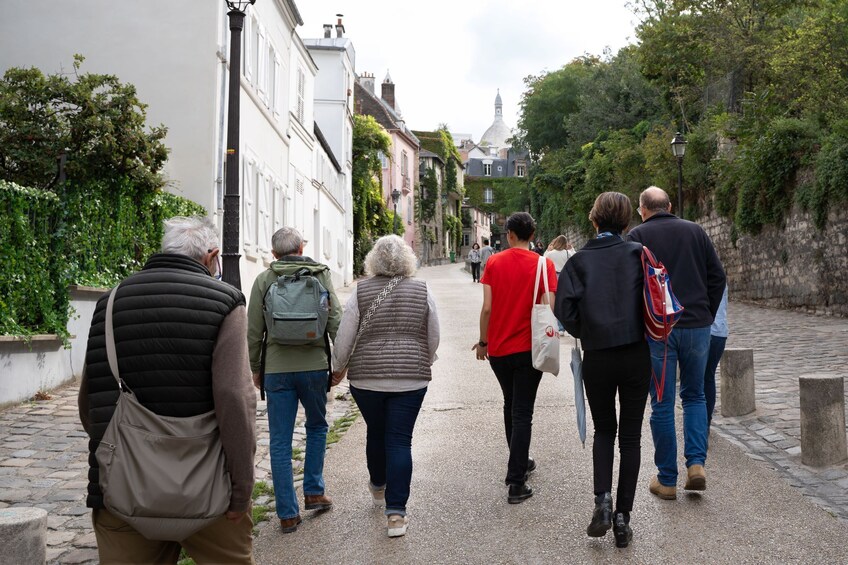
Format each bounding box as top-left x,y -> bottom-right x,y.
79,216 -> 257,563
247,226 -> 342,534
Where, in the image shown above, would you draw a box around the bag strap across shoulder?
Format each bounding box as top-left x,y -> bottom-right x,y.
104,285 -> 128,392
358,276 -> 403,337
532,256 -> 551,305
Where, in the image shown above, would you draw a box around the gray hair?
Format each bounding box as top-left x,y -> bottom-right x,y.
272,226 -> 303,257
160,216 -> 218,260
364,235 -> 417,277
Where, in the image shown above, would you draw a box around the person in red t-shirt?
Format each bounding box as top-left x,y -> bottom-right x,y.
471,212 -> 557,504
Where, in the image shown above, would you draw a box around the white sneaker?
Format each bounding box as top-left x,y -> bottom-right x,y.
368,482 -> 385,508
387,514 -> 409,537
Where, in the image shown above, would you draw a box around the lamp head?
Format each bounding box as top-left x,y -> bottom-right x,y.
391,188 -> 401,204
671,131 -> 687,158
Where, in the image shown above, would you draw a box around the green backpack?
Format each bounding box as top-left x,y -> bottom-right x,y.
262,267 -> 330,345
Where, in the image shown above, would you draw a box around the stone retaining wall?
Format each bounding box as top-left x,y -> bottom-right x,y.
700,205 -> 848,317
555,203 -> 847,318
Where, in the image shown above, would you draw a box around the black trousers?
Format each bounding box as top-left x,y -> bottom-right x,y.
489,351 -> 543,485
470,262 -> 481,281
583,340 -> 650,512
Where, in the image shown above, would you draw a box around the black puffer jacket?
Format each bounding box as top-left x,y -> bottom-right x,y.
82,254 -> 244,509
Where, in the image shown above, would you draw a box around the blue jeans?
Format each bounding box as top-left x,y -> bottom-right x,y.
265,371 -> 329,520
350,386 -> 427,517
704,335 -> 727,429
648,326 -> 710,486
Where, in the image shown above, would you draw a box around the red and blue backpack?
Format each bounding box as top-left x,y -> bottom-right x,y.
641,246 -> 684,402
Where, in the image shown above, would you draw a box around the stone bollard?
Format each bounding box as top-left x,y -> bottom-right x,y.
720,348 -> 756,417
0,507 -> 48,565
799,374 -> 848,467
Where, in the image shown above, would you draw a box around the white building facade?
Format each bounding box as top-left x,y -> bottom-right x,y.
0,0 -> 354,293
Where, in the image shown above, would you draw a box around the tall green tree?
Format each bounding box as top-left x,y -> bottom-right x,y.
0,55 -> 167,193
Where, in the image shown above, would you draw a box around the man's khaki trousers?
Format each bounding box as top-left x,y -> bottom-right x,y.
92,507 -> 255,565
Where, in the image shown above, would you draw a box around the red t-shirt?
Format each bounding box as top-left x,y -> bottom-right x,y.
481,247 -> 558,357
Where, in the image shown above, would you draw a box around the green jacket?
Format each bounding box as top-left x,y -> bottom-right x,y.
247,257 -> 342,374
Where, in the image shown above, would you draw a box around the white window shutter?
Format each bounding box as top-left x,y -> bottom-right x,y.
257,26 -> 267,100
242,158 -> 255,250
273,55 -> 282,117
243,15 -> 252,81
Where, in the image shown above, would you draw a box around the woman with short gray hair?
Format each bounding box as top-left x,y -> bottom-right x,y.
332,235 -> 439,538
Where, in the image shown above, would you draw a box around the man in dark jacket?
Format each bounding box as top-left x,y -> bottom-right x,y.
628,186 -> 726,501
78,216 -> 256,563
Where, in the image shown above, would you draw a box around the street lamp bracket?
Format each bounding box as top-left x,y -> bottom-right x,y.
225,0 -> 255,13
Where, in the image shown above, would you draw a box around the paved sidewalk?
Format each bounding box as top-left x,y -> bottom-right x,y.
712,303 -> 848,520
0,283 -> 358,564
253,263 -> 848,563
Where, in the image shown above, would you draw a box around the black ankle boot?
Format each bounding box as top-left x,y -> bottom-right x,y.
507,483 -> 533,504
613,511 -> 632,548
586,492 -> 612,537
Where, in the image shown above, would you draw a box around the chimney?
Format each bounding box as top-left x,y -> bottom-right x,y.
359,72 -> 375,95
322,24 -> 332,38
381,70 -> 395,110
335,14 -> 345,38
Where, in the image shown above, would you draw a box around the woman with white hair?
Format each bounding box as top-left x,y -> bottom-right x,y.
332,235 -> 440,538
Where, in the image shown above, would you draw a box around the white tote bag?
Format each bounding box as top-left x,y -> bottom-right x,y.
531,256 -> 560,375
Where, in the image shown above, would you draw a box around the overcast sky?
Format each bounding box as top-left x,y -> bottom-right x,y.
295,0 -> 640,141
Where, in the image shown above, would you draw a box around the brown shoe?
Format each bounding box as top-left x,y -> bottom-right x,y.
280,515 -> 302,533
304,494 -> 333,511
649,476 -> 677,500
684,464 -> 706,491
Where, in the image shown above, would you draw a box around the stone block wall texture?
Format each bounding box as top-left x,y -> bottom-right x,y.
699,205 -> 848,318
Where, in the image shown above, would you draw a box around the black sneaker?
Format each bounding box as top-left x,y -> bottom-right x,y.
613,511 -> 632,548
507,483 -> 533,504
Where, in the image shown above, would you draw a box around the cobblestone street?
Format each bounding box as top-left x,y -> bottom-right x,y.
713,302 -> 848,519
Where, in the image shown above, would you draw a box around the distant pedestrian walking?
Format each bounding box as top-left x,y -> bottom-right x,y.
555,193 -> 651,548
472,212 -> 558,504
627,186 -> 726,500
332,235 -> 440,538
247,226 -> 343,534
480,238 -> 495,273
79,216 -> 257,563
469,242 -> 482,282
704,285 -> 729,431
544,236 -> 575,334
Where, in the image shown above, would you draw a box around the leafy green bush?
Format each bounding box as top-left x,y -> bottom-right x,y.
0,181 -> 67,336
798,120 -> 848,228
60,179 -> 204,288
733,118 -> 818,233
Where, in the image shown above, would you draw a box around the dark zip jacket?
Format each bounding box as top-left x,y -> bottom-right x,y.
627,212 -> 726,328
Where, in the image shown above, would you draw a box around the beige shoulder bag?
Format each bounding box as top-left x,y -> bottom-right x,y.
95,285 -> 232,541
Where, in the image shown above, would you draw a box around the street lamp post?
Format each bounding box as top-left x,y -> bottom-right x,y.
391,188 -> 401,235
671,131 -> 687,217
221,0 -> 255,290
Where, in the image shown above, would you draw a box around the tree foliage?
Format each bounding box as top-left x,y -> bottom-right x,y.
516,1 -> 848,237
0,55 -> 167,193
0,59 -> 203,336
352,114 -> 393,275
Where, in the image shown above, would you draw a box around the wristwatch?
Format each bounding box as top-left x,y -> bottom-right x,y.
478,341 -> 488,347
